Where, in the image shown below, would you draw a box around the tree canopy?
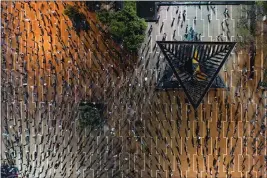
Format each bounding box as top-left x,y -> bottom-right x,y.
97,2 -> 147,52
257,1 -> 267,14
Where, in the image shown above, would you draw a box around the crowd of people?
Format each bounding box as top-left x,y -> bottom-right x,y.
1,1 -> 266,178
127,4 -> 266,178
1,1 -> 135,177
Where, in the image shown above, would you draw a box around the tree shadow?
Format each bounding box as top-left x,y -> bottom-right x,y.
64,4 -> 90,34
71,14 -> 90,34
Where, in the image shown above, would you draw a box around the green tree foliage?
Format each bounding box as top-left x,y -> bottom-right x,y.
124,34 -> 145,51
78,103 -> 103,130
97,10 -> 112,24
97,1 -> 147,52
263,2 -> 267,13
124,1 -> 136,12
236,17 -> 254,50
109,20 -> 126,39
236,6 -> 257,51
264,3 -> 267,13
257,1 -> 267,14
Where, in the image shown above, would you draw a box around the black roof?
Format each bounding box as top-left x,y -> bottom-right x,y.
136,1 -> 157,22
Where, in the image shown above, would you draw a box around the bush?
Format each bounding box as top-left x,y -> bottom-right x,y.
97,10 -> 112,24
109,20 -> 126,40
127,1 -> 137,12
124,34 -> 145,51
78,103 -> 104,130
97,1 -> 147,52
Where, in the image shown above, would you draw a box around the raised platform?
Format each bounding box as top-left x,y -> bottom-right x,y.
157,41 -> 236,109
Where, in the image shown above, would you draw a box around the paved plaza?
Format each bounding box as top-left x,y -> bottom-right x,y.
1,1 -> 266,178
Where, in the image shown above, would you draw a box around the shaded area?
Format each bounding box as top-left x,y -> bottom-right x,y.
156,65 -> 226,90
64,4 -> 90,32
1,164 -> 19,178
136,1 -> 157,22
78,101 -> 106,130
